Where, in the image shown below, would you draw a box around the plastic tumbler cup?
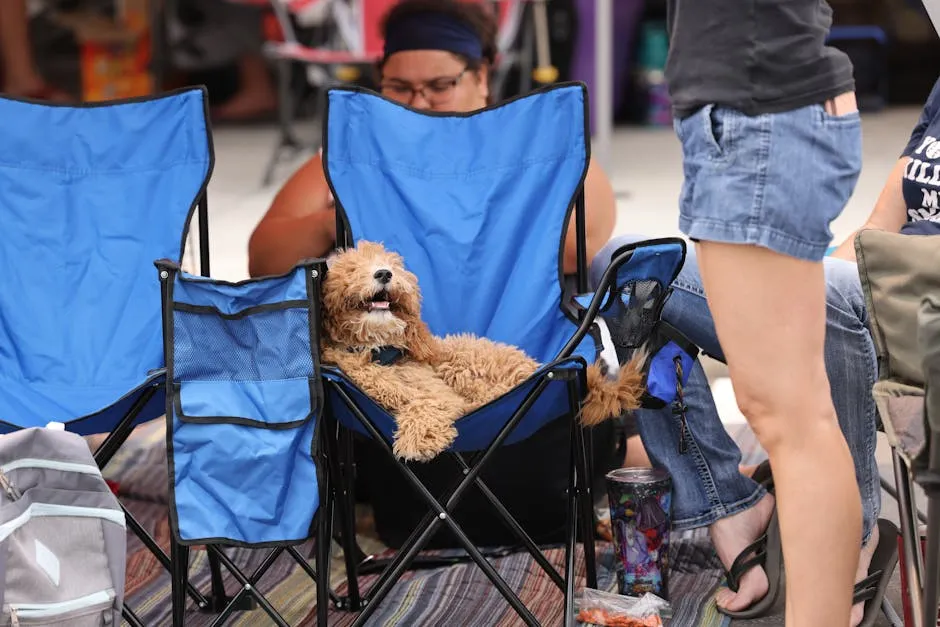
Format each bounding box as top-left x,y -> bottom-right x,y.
606,467 -> 673,598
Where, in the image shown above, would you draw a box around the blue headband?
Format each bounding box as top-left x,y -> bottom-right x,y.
383,12 -> 483,61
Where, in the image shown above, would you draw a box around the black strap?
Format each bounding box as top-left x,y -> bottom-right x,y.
673,356 -> 689,454
852,570 -> 883,604
371,346 -> 405,365
725,532 -> 769,592
346,345 -> 407,366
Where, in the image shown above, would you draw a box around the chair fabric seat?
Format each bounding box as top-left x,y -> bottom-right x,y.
0,88 -> 212,436
0,373 -> 165,435
324,358 -> 585,452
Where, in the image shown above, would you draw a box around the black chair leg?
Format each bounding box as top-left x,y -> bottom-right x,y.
924,493 -> 940,627
564,446 -> 579,627
207,549 -> 230,612
316,452 -> 333,626
894,449 -> 925,627
122,604 -> 146,627
170,538 -> 190,627
575,424 -> 598,590
334,426 -> 363,609
923,433 -> 940,627
563,412 -> 580,627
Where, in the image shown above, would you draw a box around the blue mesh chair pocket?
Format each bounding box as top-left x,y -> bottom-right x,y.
584,239 -> 700,409
160,263 -> 323,547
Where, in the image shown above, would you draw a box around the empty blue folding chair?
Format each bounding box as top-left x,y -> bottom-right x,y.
0,88 -> 215,625
156,257 -> 332,626
319,83 -> 698,625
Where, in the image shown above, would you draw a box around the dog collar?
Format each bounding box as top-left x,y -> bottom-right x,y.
347,345 -> 406,366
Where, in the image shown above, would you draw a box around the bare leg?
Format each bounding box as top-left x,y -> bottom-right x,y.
0,0 -> 67,99
696,242 -> 860,627
212,53 -> 277,120
623,435 -> 652,467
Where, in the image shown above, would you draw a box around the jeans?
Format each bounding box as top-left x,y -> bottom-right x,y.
591,235 -> 880,543
674,104 -> 862,262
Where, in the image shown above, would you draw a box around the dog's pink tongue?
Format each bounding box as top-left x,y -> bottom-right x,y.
370,301 -> 390,311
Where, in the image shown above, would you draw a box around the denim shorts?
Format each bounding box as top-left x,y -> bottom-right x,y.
674,103 -> 862,262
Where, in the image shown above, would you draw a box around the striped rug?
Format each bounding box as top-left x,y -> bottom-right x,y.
96,420 -> 740,626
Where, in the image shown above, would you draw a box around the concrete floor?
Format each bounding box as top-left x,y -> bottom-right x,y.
199,105 -> 928,626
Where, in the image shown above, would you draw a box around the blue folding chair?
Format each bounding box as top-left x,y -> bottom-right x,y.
319,83 -> 698,625
156,258 -> 332,627
0,88 -> 213,624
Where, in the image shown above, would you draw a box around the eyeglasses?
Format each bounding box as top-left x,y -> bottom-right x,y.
380,69 -> 468,106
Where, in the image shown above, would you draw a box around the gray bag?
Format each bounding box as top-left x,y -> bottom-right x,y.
0,428 -> 126,626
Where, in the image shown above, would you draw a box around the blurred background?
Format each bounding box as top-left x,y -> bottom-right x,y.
9,0 -> 940,282
19,0 -> 939,120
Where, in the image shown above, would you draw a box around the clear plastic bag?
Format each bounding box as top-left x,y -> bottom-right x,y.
575,588 -> 670,627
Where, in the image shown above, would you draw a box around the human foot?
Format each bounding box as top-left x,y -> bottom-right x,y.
850,523 -> 879,627
849,519 -> 899,627
711,492 -> 776,612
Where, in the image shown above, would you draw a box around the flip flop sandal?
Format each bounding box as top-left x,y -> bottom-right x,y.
854,518 -> 900,627
718,509 -> 784,619
750,459 -> 774,493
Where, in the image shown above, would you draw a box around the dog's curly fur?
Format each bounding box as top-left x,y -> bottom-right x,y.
321,241 -> 645,461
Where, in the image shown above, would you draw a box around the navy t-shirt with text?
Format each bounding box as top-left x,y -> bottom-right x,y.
902,77 -> 940,235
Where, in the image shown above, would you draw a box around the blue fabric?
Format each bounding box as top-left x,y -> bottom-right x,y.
170,417 -> 317,544
167,265 -> 320,545
324,360 -> 583,451
171,269 -> 309,313
579,241 -> 685,309
172,308 -> 313,382
176,380 -> 313,426
0,89 -> 211,435
646,340 -> 695,403
322,85 -> 596,449
826,25 -> 888,45
575,242 -> 684,309
324,86 -> 591,363
615,242 -> 684,289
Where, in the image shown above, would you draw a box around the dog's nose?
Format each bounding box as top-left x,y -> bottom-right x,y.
373,269 -> 392,284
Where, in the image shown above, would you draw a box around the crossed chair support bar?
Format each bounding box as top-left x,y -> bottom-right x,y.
321,240 -> 653,627
159,254 -> 336,627
326,374 -> 596,627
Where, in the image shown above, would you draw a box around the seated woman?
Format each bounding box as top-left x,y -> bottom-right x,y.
248,0 -> 625,548
599,77 -> 940,626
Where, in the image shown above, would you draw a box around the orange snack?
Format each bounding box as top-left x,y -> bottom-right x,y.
576,607 -> 664,627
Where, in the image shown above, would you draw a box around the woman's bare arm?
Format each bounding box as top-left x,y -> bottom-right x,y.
830,157 -> 910,262
248,154 -> 337,277
562,159 -> 617,274
252,153 -> 616,277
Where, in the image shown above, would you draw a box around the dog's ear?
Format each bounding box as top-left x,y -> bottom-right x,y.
403,316 -> 438,363
324,250 -> 342,270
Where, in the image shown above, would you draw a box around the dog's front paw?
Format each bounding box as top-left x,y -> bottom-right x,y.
393,422 -> 458,462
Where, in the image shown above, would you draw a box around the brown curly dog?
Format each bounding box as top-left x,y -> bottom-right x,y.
321,241 -> 645,462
